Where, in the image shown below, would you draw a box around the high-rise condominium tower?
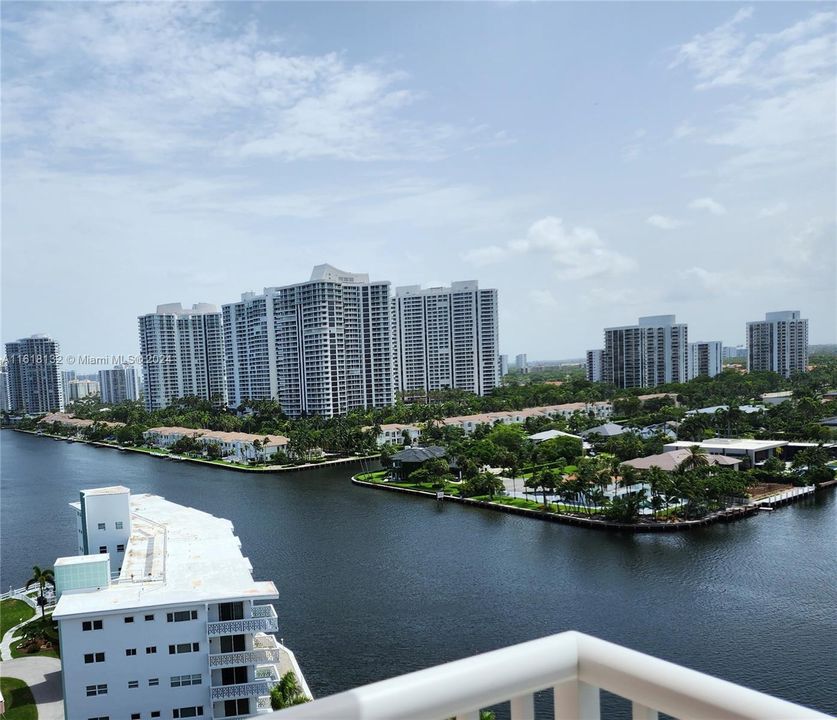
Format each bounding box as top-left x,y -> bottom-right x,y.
746,311 -> 809,378
223,265 -> 395,418
4,334 -> 64,413
586,349 -> 604,382
602,315 -> 688,389
688,341 -> 723,380
99,365 -> 142,404
137,303 -> 226,411
393,281 -> 500,396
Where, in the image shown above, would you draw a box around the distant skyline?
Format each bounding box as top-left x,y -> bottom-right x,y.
2,2 -> 835,369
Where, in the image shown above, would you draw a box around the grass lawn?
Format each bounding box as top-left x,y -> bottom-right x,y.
356,470 -> 388,482
0,676 -> 38,720
1,599 -> 35,639
10,636 -> 60,659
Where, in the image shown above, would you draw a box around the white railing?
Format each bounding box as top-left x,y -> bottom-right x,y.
208,648 -> 283,668
208,606 -> 278,636
265,631 -> 829,720
210,679 -> 275,700
254,633 -> 280,650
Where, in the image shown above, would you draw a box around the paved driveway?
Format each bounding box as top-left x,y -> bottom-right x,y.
0,655 -> 64,719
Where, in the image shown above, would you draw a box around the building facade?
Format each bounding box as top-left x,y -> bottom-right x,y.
99,365 -> 142,405
67,378 -> 101,401
138,303 -> 227,411
0,366 -> 10,412
4,335 -> 64,413
515,354 -> 528,374
54,486 -> 308,720
223,265 -> 395,418
688,341 -> 723,380
600,315 -> 688,389
393,281 -> 500,397
585,349 -> 604,382
746,311 -> 809,378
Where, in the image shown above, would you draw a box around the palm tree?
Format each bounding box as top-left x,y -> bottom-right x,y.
678,445 -> 709,472
26,565 -> 55,617
270,671 -> 309,710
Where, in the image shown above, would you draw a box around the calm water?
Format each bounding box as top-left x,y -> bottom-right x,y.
2,430 -> 835,715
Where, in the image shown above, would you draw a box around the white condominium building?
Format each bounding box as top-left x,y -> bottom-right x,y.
99,365 -> 142,404
4,334 -> 64,413
601,315 -> 688,389
394,281 -> 500,396
67,378 -> 101,401
688,341 -> 722,380
585,349 -> 604,382
223,265 -> 395,418
138,304 -> 227,411
746,310 -> 809,378
54,486 -> 307,720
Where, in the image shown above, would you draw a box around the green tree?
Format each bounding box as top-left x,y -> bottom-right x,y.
26,565 -> 55,618
678,445 -> 709,472
270,671 -> 309,710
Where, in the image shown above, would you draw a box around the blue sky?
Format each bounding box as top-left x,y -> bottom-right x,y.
2,2 -> 835,366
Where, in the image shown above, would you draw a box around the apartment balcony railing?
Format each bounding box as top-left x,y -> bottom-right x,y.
207,605 -> 278,636
210,679 -> 275,701
209,648 -> 283,668
265,631 -> 829,720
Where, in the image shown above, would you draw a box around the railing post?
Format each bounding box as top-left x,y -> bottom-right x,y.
632,702 -> 658,720
554,680 -> 600,720
510,693 -> 535,720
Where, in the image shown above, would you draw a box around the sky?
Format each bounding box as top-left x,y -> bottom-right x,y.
2,2 -> 835,368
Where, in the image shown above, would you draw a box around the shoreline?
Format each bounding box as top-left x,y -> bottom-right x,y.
11,428 -> 379,474
351,476 -> 826,533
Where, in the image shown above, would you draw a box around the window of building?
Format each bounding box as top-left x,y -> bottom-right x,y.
172,708 -> 203,718
151,713 -> 160,719
170,674 -> 202,688
99,546 -> 107,554
85,684 -> 108,696
97,523 -> 106,530
124,616 -> 134,623
146,646 -> 156,654
217,602 -> 244,621
82,620 -> 103,631
131,715 -> 140,720
117,544 -> 125,552
84,652 -> 105,663
148,678 -> 159,687
144,614 -> 154,621
87,716 -> 110,720
223,700 -> 250,717
128,680 -> 139,689
166,610 -> 198,623
126,648 -> 137,656
168,642 -> 199,654
115,521 -> 124,529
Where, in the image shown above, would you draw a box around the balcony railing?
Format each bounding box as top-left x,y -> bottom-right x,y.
207,605 -> 278,636
265,631 -> 829,720
209,648 -> 282,668
210,680 -> 275,701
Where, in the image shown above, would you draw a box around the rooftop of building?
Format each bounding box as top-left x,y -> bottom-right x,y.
665,438 -> 788,451
54,490 -> 277,618
144,426 -> 289,446
622,449 -> 742,472
39,412 -> 124,429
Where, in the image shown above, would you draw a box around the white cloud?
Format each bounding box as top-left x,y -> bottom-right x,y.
463,216 -> 636,280
689,197 -> 727,215
528,289 -> 558,309
2,3 -> 488,164
646,214 -> 683,230
758,202 -> 789,217
671,8 -> 836,179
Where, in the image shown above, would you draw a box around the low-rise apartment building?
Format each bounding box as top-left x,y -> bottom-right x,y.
54,486 -> 308,720
143,427 -> 290,462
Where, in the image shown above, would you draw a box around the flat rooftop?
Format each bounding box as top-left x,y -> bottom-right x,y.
665,439 -> 787,452
54,492 -> 277,619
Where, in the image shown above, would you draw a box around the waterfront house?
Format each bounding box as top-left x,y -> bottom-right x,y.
53,486 -> 309,720
581,422 -> 627,439
390,445 -> 455,481
663,438 -> 788,467
621,449 -> 742,473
